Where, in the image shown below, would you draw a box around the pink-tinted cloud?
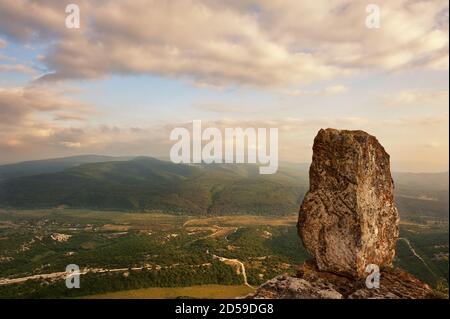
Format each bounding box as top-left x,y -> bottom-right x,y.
0,0 -> 447,87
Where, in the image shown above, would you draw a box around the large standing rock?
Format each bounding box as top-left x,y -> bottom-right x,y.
248,128 -> 441,299
297,128 -> 399,278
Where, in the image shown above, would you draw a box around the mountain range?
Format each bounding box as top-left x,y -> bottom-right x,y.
0,156 -> 448,219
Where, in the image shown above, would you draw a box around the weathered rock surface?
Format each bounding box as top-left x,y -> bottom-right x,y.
248,128 -> 440,299
298,128 -> 399,278
246,275 -> 343,299
247,261 -> 436,299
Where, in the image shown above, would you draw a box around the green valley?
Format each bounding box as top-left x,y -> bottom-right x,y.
0,157 -> 447,298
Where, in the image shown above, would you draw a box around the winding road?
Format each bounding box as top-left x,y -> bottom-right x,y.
398,237 -> 435,276
211,253 -> 254,289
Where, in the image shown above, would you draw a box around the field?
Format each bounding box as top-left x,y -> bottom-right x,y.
84,284 -> 254,299
0,209 -> 447,298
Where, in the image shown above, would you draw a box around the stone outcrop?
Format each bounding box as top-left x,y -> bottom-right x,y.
247,128 -> 439,299
298,128 -> 399,278
247,261 -> 435,299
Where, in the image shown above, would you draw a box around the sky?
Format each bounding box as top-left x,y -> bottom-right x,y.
0,0 -> 448,172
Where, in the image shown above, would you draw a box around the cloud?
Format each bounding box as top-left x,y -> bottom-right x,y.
0,84 -> 95,160
0,84 -> 93,162
423,49 -> 450,70
254,0 -> 449,70
59,141 -> 81,148
0,85 -> 92,127
0,1 -> 448,171
286,85 -> 349,96
0,123 -> 171,164
425,141 -> 442,149
38,0 -> 340,86
383,89 -> 449,106
193,102 -> 254,113
0,84 -> 166,162
0,112 -> 447,171
53,113 -> 87,121
325,85 -> 349,95
0,0 -> 447,88
0,63 -> 35,74
0,0 -> 65,40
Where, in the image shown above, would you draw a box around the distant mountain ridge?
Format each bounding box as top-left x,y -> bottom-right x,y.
0,155 -> 133,180
0,156 -> 447,219
0,157 -> 308,215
